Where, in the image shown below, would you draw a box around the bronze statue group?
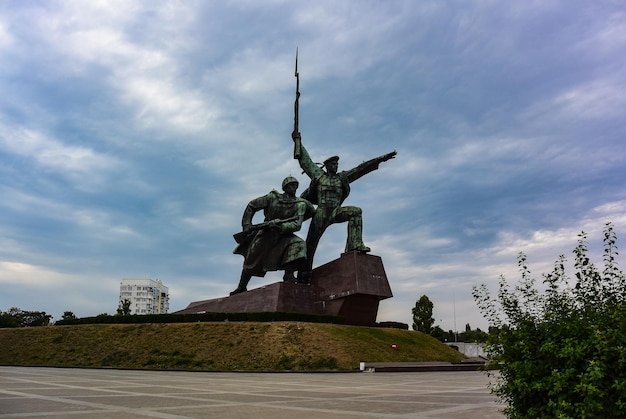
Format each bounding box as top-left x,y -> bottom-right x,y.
230,131 -> 395,295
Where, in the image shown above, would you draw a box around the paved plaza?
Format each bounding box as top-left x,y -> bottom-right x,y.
0,366 -> 504,418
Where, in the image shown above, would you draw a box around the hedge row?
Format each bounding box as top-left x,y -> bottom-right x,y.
54,311 -> 345,326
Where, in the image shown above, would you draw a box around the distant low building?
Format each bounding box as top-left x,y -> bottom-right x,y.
119,278 -> 169,315
445,342 -> 486,358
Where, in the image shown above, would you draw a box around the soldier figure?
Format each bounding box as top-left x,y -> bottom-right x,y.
292,131 -> 396,283
231,176 -> 314,295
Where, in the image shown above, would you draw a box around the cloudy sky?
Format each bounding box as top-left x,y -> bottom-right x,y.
1,1 -> 625,331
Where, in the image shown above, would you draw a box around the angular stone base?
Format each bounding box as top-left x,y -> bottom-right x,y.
311,251 -> 392,326
181,281 -> 316,314
177,251 -> 392,326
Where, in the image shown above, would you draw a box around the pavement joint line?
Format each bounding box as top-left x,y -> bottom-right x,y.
0,389 -> 195,419
405,401 -> 504,416
0,366 -> 504,418
2,375 -> 320,403
0,410 -> 121,418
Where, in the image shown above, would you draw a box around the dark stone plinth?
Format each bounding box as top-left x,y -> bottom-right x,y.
312,251 -> 392,300
311,251 -> 392,326
177,251 -> 392,326
180,281 -> 316,314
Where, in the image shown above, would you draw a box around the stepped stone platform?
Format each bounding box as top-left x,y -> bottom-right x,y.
177,251 -> 393,326
360,358 -> 488,372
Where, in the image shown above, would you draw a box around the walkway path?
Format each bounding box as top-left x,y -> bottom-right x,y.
0,366 -> 504,418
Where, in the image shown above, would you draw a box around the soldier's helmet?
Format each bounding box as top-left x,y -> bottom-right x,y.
282,175 -> 299,190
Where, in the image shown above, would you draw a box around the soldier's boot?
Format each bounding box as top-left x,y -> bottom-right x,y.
345,212 -> 370,253
283,270 -> 297,283
230,272 -> 251,295
297,270 -> 311,285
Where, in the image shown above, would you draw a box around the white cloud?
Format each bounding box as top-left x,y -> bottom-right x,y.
581,10 -> 626,53
182,211 -> 238,233
18,1 -> 220,136
0,20 -> 13,49
0,124 -> 121,191
0,261 -> 78,288
124,76 -> 221,132
552,80 -> 626,120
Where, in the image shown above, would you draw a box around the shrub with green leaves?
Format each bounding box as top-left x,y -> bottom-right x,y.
473,223 -> 626,418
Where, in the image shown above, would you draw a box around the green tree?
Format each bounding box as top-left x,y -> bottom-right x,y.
61,311 -> 77,321
21,310 -> 52,326
430,325 -> 450,341
412,295 -> 435,333
473,223 -> 626,418
0,310 -> 19,328
0,307 -> 51,327
116,299 -> 132,316
466,328 -> 488,343
458,324 -> 489,343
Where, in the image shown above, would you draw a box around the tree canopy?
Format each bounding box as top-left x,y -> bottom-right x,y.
0,307 -> 52,327
412,295 -> 435,333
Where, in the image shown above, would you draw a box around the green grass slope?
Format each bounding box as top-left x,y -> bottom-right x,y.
0,322 -> 465,371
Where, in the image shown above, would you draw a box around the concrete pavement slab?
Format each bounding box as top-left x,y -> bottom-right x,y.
0,366 -> 504,418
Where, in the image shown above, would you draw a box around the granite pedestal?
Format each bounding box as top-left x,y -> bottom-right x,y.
177,251 -> 392,326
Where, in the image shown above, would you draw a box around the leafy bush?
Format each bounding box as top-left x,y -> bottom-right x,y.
473,223 -> 626,418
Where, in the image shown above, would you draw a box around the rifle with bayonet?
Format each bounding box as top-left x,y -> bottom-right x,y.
233,215 -> 299,244
292,48 -> 302,159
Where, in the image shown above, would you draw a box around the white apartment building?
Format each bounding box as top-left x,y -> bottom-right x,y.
119,278 -> 170,315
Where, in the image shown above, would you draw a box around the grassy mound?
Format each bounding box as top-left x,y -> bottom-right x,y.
0,322 -> 465,371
